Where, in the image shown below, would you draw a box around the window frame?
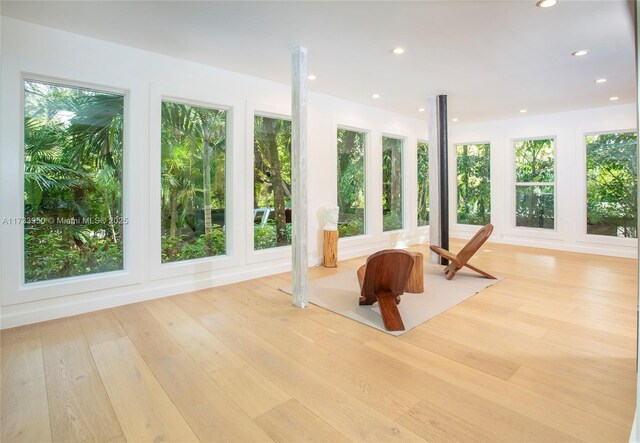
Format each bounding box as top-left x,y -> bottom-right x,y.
246,102 -> 294,265
332,118 -> 377,249
149,91 -> 236,281
1,73 -> 141,306
511,136 -> 558,233
579,129 -> 638,246
380,133 -> 407,234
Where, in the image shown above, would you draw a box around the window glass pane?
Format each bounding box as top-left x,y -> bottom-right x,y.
515,139 -> 554,182
516,185 -> 555,229
586,132 -> 638,238
382,136 -> 403,231
417,142 -> 429,227
337,128 -> 366,238
24,80 -> 124,283
456,143 -> 490,226
161,101 -> 227,263
254,115 -> 292,249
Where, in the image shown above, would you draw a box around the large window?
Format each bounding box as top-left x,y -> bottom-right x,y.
586,132 -> 637,238
337,128 -> 366,238
514,138 -> 555,229
456,143 -> 490,225
254,115 -> 292,250
23,80 -> 124,283
382,136 -> 403,231
417,141 -> 429,227
160,101 -> 227,263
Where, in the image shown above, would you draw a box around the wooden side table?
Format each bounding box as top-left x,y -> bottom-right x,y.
405,251 -> 424,293
322,230 -> 338,267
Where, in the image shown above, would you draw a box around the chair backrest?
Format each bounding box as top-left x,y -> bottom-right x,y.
361,249 -> 414,299
456,223 -> 493,265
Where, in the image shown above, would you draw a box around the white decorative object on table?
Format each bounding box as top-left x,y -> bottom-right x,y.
322,205 -> 339,231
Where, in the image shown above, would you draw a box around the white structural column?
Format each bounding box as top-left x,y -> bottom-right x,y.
427,96 -> 441,264
634,1 -> 640,440
291,46 -> 308,308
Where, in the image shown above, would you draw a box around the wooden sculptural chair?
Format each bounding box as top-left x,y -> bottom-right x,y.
356,249 -> 414,331
429,223 -> 496,281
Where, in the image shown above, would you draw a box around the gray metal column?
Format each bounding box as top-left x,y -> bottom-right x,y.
427,95 -> 449,265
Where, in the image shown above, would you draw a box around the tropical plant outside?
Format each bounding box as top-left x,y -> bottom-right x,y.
456,143 -> 490,225
254,115 -> 292,249
160,101 -> 227,263
382,136 -> 403,231
337,128 -> 366,238
417,142 -> 430,227
586,132 -> 637,237
515,138 -> 555,229
24,80 -> 124,283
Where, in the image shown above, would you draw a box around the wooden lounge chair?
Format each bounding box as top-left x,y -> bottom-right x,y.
356,249 -> 414,331
429,224 -> 496,281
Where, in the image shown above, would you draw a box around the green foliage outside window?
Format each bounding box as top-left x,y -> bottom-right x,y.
516,186 -> 555,229
514,138 -> 555,229
382,136 -> 403,231
417,142 -> 429,227
254,115 -> 292,249
456,143 -> 490,225
161,101 -> 227,263
337,128 -> 366,238
586,132 -> 637,238
515,139 -> 554,182
24,80 -> 124,283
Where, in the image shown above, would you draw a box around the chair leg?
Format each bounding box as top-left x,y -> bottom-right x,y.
444,263 -> 458,280
376,292 -> 406,331
357,265 -> 366,290
464,262 -> 497,279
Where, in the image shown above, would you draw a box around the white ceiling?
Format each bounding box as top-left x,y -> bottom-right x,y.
2,1 -> 636,123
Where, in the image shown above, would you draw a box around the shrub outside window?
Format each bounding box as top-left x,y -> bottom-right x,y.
161,101 -> 227,263
254,115 -> 292,250
382,136 -> 403,231
337,128 -> 366,238
586,132 -> 637,238
456,143 -> 490,226
23,80 -> 125,283
417,141 -> 429,227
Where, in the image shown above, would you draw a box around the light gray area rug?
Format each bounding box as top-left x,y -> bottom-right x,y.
281,263 -> 503,336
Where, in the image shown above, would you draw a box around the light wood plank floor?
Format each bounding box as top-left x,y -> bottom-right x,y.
1,240 -> 637,442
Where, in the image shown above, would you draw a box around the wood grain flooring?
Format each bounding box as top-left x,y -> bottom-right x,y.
0,240 -> 637,442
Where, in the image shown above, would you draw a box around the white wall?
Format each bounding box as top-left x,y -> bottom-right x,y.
0,17 -> 636,328
0,18 -> 427,328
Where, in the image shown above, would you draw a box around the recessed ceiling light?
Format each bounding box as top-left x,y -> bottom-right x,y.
595,78 -> 607,83
536,0 -> 558,7
520,109 -> 528,113
452,118 -> 459,122
372,93 -> 380,99
307,74 -> 316,80
572,50 -> 589,57
392,47 -> 405,55
418,108 -> 425,112
609,96 -> 619,101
